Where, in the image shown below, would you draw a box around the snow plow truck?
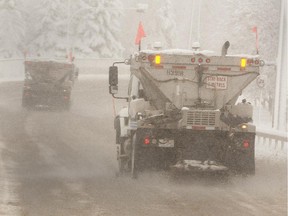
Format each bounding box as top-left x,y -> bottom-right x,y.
109,41 -> 264,178
22,60 -> 78,110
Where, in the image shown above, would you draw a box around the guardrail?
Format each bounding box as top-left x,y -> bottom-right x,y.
0,58 -> 25,81
0,58 -> 126,80
256,127 -> 287,150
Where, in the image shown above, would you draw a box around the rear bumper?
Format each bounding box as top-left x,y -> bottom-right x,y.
22,89 -> 71,107
133,128 -> 255,174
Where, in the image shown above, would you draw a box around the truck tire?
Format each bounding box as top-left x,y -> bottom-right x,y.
115,117 -> 121,144
116,136 -> 138,179
237,158 -> 255,176
116,137 -> 133,176
63,101 -> 71,111
115,117 -> 127,176
116,144 -> 124,175
22,96 -> 32,109
131,133 -> 138,179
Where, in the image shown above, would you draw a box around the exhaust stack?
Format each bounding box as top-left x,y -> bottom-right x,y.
221,41 -> 230,56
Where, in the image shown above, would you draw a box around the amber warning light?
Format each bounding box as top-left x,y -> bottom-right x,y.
155,55 -> 161,64
241,58 -> 247,69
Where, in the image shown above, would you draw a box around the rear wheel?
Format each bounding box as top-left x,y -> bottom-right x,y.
117,138 -> 131,175
22,96 -> 32,109
116,134 -> 138,179
235,157 -> 255,176
131,133 -> 138,179
115,118 -> 130,176
63,101 -> 71,110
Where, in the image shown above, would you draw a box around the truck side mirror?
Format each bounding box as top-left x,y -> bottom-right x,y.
109,66 -> 118,94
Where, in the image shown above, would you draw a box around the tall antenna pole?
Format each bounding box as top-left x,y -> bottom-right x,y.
189,0 -> 202,49
66,0 -> 71,56
197,0 -> 202,43
188,0 -> 195,49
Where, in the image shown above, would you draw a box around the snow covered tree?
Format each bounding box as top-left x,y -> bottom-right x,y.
223,0 -> 280,60
71,0 -> 124,58
220,0 -> 281,111
0,0 -> 25,58
29,0 -> 67,57
157,0 -> 176,48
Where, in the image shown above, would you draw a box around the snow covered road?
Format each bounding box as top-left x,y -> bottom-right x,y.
0,79 -> 286,216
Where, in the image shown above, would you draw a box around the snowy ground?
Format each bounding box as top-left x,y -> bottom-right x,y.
0,76 -> 286,216
0,140 -> 21,215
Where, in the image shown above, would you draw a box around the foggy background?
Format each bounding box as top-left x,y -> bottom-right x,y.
0,0 -> 283,123
0,0 -> 281,58
0,1 -> 287,215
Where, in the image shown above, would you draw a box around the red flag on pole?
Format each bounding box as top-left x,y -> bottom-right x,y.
135,22 -> 146,45
252,26 -> 259,54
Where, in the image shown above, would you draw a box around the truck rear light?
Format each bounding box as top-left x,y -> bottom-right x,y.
155,55 -> 161,64
243,140 -> 250,148
144,136 -> 150,145
241,58 -> 247,69
206,58 -> 211,63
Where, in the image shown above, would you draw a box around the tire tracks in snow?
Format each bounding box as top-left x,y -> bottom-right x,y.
0,138 -> 21,216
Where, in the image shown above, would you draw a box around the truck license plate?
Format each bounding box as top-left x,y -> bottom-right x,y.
158,139 -> 174,148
